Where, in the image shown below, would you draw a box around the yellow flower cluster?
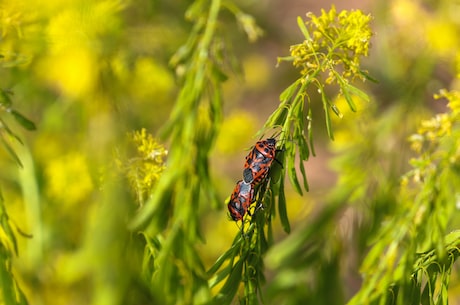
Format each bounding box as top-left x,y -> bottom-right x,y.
45,152 -> 94,206
290,6 -> 372,83
409,89 -> 460,154
121,129 -> 167,205
404,88 -> 460,186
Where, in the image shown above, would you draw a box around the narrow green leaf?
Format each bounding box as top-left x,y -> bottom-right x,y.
320,89 -> 334,140
0,251 -> 21,305
211,65 -> 228,82
287,159 -> 302,195
267,215 -> 274,245
307,108 -> 316,156
209,265 -> 232,289
0,117 -> 23,145
361,242 -> 386,272
257,216 -> 269,251
207,243 -> 240,276
1,216 -> 18,256
1,137 -> 23,168
444,230 -> 460,245
269,149 -> 284,184
441,282 -> 448,305
129,172 -> 175,230
346,84 -> 370,102
342,86 -> 357,112
0,89 -> 12,108
185,0 -> 206,21
279,79 -> 301,102
214,258 -> 244,305
276,56 -> 295,66
278,176 -> 290,233
359,70 -> 379,83
299,158 -> 309,192
16,283 -> 29,305
296,133 -> 309,161
296,16 -> 311,40
265,107 -> 288,128
10,110 -> 36,130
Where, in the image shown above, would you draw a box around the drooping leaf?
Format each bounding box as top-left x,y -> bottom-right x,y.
299,157 -> 309,192
319,87 -> 334,140
359,69 -> 379,83
10,110 -> 36,131
212,258 -> 244,305
278,175 -> 290,233
207,237 -> 242,276
279,79 -> 301,102
0,117 -> 23,145
296,16 -> 312,40
0,252 -> 17,305
1,215 -> 18,256
346,83 -> 370,103
0,89 -> 12,108
287,154 -> 302,195
0,137 -> 23,168
209,264 -> 233,289
307,108 -> 316,156
342,85 -> 357,112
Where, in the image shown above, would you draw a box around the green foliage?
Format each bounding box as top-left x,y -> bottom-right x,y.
129,1 -> 264,304
207,6 -> 373,304
0,89 -> 36,168
348,88 -> 460,305
256,2 -> 460,304
0,0 -> 459,305
0,194 -> 28,305
266,6 -> 372,195
0,29 -> 35,305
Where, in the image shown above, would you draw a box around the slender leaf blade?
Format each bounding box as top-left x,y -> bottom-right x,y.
213,258 -> 244,305
346,84 -> 370,102
207,243 -> 240,276
1,137 -> 23,167
278,176 -> 290,233
0,89 -> 12,108
359,70 -> 379,83
320,88 -> 334,140
342,86 -> 357,112
299,158 -> 309,192
287,154 -> 302,195
10,110 -> 36,130
297,16 -> 311,40
0,118 -> 23,145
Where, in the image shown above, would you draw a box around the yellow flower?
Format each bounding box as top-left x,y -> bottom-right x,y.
121,129 -> 167,205
426,21 -> 459,58
35,0 -> 123,98
215,111 -> 258,154
291,6 -> 372,82
45,152 -> 94,206
37,47 -> 97,98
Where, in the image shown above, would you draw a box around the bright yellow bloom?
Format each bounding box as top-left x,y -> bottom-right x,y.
45,152 -> 94,205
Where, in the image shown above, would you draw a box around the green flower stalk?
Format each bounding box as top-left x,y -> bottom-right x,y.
264,6 -> 372,196
211,7 -> 374,305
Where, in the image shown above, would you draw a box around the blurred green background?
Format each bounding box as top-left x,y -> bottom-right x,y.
0,0 -> 459,304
